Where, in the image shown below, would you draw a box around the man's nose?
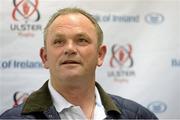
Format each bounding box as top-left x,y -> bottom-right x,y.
64,41 -> 77,55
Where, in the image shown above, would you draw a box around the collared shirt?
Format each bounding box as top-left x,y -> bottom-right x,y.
48,80 -> 106,120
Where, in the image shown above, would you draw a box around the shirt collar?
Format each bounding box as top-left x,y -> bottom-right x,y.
22,80 -> 121,119
48,80 -> 105,113
48,80 -> 73,112
95,86 -> 104,108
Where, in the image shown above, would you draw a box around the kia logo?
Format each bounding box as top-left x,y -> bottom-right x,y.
145,12 -> 164,24
147,101 -> 167,113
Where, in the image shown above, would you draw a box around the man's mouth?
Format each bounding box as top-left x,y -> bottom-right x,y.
61,60 -> 80,65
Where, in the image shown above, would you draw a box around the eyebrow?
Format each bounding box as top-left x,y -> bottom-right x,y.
53,32 -> 90,39
53,34 -> 65,38
75,33 -> 90,38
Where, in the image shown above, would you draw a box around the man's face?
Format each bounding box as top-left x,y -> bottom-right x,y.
40,13 -> 106,82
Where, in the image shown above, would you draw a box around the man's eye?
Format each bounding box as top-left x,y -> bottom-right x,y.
78,38 -> 89,43
79,38 -> 86,42
54,40 -> 62,44
53,39 -> 64,46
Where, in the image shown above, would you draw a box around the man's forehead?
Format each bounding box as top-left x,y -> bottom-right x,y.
50,13 -> 95,29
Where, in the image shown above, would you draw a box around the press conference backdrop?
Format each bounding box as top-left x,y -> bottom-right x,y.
0,0 -> 180,119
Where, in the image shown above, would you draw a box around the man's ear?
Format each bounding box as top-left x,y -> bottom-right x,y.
97,45 -> 107,67
40,47 -> 49,69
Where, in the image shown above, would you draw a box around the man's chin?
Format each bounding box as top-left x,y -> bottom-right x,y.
58,73 -> 85,86
59,72 -> 82,79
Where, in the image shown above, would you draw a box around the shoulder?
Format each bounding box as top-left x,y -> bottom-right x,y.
0,104 -> 28,119
109,94 -> 158,119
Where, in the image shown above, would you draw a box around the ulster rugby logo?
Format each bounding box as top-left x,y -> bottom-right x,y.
13,91 -> 29,107
107,44 -> 135,83
10,0 -> 42,37
12,0 -> 40,21
110,44 -> 133,68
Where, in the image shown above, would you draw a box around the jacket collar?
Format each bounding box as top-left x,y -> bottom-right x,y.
22,80 -> 121,118
95,82 -> 121,118
22,80 -> 52,113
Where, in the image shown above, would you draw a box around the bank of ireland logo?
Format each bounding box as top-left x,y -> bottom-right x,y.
12,0 -> 40,21
110,44 -> 133,68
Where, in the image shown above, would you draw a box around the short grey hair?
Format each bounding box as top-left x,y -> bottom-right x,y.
44,7 -> 103,47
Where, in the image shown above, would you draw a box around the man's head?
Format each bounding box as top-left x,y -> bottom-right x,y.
44,7 -> 103,47
40,7 -> 106,86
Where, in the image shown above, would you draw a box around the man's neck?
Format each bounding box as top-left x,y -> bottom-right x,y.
50,78 -> 96,119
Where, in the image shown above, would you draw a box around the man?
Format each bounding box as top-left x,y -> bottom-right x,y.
0,7 -> 158,119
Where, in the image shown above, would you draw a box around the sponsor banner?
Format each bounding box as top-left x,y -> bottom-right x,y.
0,59 -> 43,70
0,0 -> 180,118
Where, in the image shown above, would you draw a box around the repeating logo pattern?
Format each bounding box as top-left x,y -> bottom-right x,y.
110,44 -> 133,68
145,12 -> 164,24
147,101 -> 167,113
13,91 -> 29,107
107,43 -> 135,83
12,0 -> 40,21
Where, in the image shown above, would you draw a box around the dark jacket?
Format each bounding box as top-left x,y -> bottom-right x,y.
0,81 -> 158,119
